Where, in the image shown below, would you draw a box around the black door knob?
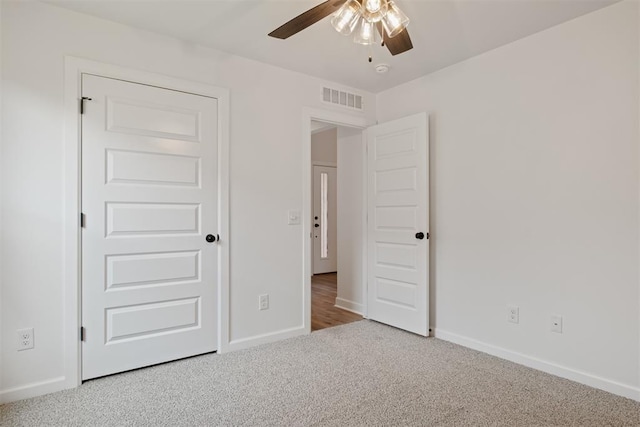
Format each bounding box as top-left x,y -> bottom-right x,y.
206,234 -> 216,243
415,232 -> 425,240
314,224 -> 320,228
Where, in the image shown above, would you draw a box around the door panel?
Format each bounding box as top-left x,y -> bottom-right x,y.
81,74 -> 218,380
367,113 -> 429,336
313,165 -> 337,274
106,150 -> 200,186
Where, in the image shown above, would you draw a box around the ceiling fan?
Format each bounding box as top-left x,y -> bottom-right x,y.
268,0 -> 413,58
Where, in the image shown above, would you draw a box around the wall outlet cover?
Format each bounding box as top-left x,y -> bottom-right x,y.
17,327 -> 34,351
507,305 -> 519,324
259,294 -> 269,310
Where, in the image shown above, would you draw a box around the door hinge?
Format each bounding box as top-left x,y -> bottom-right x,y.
80,97 -> 92,115
80,327 -> 86,342
80,213 -> 86,228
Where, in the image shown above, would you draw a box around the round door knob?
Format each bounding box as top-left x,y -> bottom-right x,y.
415,232 -> 425,240
206,234 -> 216,243
314,224 -> 320,228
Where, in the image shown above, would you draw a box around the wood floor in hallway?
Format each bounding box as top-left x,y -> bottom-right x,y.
311,273 -> 362,332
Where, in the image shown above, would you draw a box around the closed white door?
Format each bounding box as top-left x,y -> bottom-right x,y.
81,74 -> 218,380
313,165 -> 337,274
367,113 -> 429,336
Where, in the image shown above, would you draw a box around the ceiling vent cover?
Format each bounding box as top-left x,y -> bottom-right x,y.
322,87 -> 364,111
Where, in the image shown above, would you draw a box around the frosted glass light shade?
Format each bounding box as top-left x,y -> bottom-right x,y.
354,20 -> 375,45
381,1 -> 409,38
331,0 -> 362,36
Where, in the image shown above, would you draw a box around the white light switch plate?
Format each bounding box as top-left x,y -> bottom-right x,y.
287,210 -> 301,225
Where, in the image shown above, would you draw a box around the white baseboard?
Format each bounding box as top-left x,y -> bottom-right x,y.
223,325 -> 307,353
434,329 -> 640,402
334,298 -> 364,315
0,376 -> 67,404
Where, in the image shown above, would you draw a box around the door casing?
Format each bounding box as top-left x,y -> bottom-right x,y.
64,57 -> 230,390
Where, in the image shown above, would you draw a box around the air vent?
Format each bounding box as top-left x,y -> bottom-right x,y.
322,87 -> 364,111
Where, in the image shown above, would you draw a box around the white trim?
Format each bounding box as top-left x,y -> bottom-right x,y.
226,326 -> 307,352
0,377 -> 66,404
637,0 -> 640,399
360,131 -> 369,318
302,108 -> 369,335
334,298 -> 364,315
63,57 -> 231,388
434,328 -> 640,402
312,161 -> 337,168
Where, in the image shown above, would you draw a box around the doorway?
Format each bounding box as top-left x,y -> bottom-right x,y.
303,108 -> 430,338
310,121 -> 363,331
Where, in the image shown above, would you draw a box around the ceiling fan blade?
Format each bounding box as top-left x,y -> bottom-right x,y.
377,23 -> 413,56
268,0 -> 347,39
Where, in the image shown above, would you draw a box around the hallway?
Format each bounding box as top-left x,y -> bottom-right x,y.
311,273 -> 362,332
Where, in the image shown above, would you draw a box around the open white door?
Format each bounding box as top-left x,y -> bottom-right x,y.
367,113 -> 429,336
313,165 -> 338,274
81,74 -> 219,379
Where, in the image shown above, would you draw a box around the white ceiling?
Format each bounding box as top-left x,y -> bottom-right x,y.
44,0 -> 618,93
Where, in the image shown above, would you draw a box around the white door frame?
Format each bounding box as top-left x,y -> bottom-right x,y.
63,57 -> 230,390
302,108 -> 369,334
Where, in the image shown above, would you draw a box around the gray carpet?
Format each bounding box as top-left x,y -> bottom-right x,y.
1,320 -> 639,426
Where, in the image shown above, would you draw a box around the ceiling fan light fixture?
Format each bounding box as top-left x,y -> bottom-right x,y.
331,0 -> 363,36
381,1 -> 409,38
365,0 -> 382,13
354,20 -> 375,45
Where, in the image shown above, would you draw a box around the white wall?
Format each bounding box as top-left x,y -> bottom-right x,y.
311,127 -> 337,164
336,127 -> 365,314
0,0 -> 4,393
0,0 -> 375,401
377,1 -> 640,399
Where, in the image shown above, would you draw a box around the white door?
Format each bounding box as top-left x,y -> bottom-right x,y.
367,113 -> 429,336
81,74 -> 219,380
313,165 -> 337,274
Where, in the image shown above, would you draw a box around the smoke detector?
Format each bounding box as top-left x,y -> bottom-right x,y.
375,63 -> 390,74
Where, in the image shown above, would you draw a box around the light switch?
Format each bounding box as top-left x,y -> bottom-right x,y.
288,210 -> 301,225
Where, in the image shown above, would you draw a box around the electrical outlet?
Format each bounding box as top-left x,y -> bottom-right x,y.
17,328 -> 34,351
507,305 -> 519,324
259,294 -> 269,311
551,315 -> 563,333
